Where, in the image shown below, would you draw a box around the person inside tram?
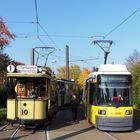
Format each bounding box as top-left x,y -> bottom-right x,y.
112,88 -> 123,102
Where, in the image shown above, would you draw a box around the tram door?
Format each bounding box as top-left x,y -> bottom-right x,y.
88,82 -> 96,124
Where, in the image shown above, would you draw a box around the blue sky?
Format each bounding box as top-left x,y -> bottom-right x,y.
1,0 -> 140,73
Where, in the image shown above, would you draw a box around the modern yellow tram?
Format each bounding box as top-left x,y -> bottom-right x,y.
6,64 -> 58,124
84,64 -> 133,131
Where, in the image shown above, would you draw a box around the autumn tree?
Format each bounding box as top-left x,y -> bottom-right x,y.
56,65 -> 81,82
126,50 -> 140,68
0,17 -> 15,84
0,17 -> 15,51
57,66 -> 66,79
78,68 -> 90,87
69,65 -> 81,82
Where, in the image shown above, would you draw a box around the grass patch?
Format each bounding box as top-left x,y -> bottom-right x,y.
0,108 -> 7,121
133,109 -> 140,123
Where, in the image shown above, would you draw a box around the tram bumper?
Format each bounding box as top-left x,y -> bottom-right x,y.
95,116 -> 133,131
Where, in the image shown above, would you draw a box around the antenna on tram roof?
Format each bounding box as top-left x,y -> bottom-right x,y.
91,40 -> 113,64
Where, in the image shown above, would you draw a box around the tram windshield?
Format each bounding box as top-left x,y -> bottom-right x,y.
97,75 -> 132,106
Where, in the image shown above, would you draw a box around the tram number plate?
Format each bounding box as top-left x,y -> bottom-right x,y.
21,109 -> 28,115
111,112 -> 121,115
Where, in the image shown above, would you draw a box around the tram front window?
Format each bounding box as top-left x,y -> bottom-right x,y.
97,75 -> 132,106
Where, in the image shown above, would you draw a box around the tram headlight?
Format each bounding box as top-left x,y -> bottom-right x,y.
125,110 -> 132,115
38,68 -> 42,72
98,110 -> 106,115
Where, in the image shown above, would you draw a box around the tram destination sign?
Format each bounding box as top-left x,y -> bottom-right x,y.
16,65 -> 37,73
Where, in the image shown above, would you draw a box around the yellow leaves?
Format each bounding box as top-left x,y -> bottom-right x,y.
56,65 -> 90,88
78,68 -> 90,87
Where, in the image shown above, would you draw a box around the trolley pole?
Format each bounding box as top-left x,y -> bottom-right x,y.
30,48 -> 34,65
93,40 -> 113,64
66,45 -> 69,80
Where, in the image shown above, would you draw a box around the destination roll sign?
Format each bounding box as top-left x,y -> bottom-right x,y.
7,65 -> 37,73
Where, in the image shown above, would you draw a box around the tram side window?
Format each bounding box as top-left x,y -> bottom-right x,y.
38,78 -> 50,97
89,82 -> 96,105
38,85 -> 46,97
50,84 -> 57,105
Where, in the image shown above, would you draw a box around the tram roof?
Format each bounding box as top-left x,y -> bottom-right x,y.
86,64 -> 131,80
99,64 -> 130,72
88,71 -> 131,77
7,72 -> 51,78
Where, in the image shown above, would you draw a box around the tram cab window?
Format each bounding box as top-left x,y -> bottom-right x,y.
89,82 -> 96,105
97,75 -> 132,106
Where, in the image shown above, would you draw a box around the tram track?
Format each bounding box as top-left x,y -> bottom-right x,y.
9,125 -> 22,140
104,132 -> 121,140
0,122 -> 10,131
0,122 -> 23,140
0,122 -> 42,140
103,129 -> 140,140
44,121 -> 50,140
135,130 -> 140,134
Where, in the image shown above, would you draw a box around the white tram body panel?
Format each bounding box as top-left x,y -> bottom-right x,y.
86,64 -> 131,80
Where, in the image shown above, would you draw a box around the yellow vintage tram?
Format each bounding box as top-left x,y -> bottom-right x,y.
84,64 -> 133,131
6,65 -> 57,124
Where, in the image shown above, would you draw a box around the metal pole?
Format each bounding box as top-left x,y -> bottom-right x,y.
104,52 -> 109,64
30,48 -> 34,65
66,45 -> 69,80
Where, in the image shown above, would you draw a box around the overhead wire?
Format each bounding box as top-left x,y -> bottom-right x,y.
34,0 -> 42,41
4,21 -> 36,24
34,0 -> 66,66
14,33 -> 94,39
34,0 -> 63,52
104,7 -> 140,38
34,0 -> 57,66
38,23 -> 60,51
69,57 -> 99,62
90,8 -> 140,65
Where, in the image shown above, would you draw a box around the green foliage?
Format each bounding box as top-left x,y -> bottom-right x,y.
126,50 -> 140,109
0,108 -> 7,122
133,109 -> 140,123
0,85 -> 7,107
0,52 -> 11,71
0,53 -> 11,85
130,63 -> 140,109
